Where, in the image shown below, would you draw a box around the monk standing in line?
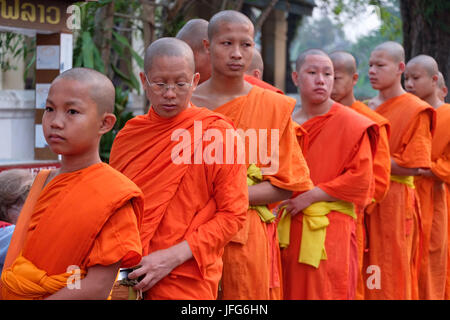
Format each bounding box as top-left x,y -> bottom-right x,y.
244,48 -> 284,94
0,68 -> 144,299
404,55 -> 450,300
364,42 -> 436,300
330,50 -> 391,300
192,10 -> 313,300
110,38 -> 248,300
176,19 -> 212,84
277,49 -> 377,300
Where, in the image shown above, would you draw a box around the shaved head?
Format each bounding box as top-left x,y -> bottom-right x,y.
248,48 -> 264,73
295,48 -> 330,71
176,19 -> 209,51
329,51 -> 357,75
406,54 -> 439,77
208,10 -> 254,41
372,41 -> 405,63
144,37 -> 195,75
54,67 -> 115,114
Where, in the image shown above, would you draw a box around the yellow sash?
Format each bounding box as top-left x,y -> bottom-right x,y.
1,253 -> 86,300
390,175 -> 415,189
247,164 -> 276,223
278,201 -> 356,268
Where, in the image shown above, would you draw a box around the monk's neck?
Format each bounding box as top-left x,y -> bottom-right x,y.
209,72 -> 249,96
424,93 -> 443,109
378,82 -> 406,103
300,99 -> 334,121
337,94 -> 356,107
59,151 -> 102,174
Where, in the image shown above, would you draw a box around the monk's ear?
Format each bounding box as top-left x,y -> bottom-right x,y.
352,73 -> 359,86
203,39 -> 210,54
398,61 -> 406,74
291,71 -> 299,87
254,69 -> 262,80
431,74 -> 438,87
99,113 -> 117,135
139,72 -> 147,88
192,72 -> 200,90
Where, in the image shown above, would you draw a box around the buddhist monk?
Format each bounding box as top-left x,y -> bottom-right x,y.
109,38 -> 248,300
176,19 -> 212,84
404,55 -> 450,300
364,42 -> 436,300
191,10 -> 313,300
330,50 -> 391,300
0,68 -> 144,300
244,47 -> 284,94
276,49 -> 377,300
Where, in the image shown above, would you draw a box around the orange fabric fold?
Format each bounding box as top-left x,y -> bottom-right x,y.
364,93 -> 435,300
110,106 -> 248,300
215,86 -> 313,300
1,163 -> 144,300
417,103 -> 450,299
282,103 -> 378,300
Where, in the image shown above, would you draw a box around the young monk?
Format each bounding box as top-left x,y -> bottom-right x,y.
276,49 -> 378,300
244,48 -> 284,94
109,38 -> 248,300
191,10 -> 313,300
330,50 -> 391,300
364,42 -> 436,300
0,68 -> 144,300
404,55 -> 450,300
176,19 -> 212,84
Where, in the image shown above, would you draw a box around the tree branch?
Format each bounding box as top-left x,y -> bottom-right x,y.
254,0 -> 279,32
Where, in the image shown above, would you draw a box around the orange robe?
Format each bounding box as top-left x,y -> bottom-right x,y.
364,93 -> 436,300
349,100 -> 392,300
0,163 -> 144,300
282,103 -> 378,300
446,185 -> 450,300
244,74 -> 284,94
110,106 -> 248,300
210,85 -> 313,300
416,103 -> 450,299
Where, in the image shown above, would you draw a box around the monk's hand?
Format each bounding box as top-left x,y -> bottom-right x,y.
276,193 -> 311,217
418,168 -> 442,182
129,241 -> 193,292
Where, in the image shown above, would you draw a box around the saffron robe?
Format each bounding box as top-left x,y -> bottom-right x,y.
209,85 -> 313,300
109,106 -> 248,300
244,74 -> 284,94
416,103 -> 450,299
0,163 -> 144,299
349,100 -> 392,300
364,93 -> 436,300
282,103 -> 378,300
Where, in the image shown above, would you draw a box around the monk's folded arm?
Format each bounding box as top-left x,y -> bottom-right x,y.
391,158 -> 421,176
318,132 -> 374,207
392,111 -> 433,171
186,162 -> 248,276
44,261 -> 121,300
248,181 -> 292,205
430,143 -> 450,184
284,186 -> 340,215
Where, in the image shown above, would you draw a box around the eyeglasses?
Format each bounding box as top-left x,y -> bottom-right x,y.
144,73 -> 195,95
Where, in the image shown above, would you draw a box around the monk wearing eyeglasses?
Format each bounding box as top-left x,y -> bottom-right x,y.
109,37 -> 248,300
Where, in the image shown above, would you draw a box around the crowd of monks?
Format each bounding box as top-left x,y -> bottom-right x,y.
0,10 -> 449,300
